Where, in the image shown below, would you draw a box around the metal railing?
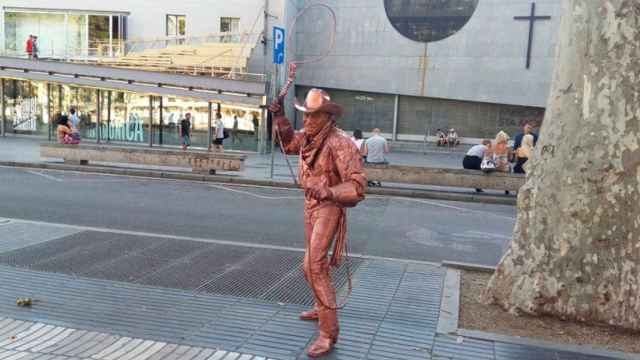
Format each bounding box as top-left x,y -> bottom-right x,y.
1,31 -> 265,82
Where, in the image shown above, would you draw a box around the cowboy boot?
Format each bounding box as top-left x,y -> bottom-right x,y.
300,305 -> 319,320
307,310 -> 339,357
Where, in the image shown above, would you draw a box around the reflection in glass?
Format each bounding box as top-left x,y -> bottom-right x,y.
3,80 -> 47,136
89,15 -> 110,55
166,15 -> 186,36
3,12 -> 66,57
0,78 -> 263,149
68,15 -> 88,57
384,0 -> 479,43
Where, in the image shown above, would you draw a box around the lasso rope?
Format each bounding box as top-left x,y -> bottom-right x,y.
269,3 -> 352,311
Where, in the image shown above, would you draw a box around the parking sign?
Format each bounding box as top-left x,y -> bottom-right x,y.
273,26 -> 285,64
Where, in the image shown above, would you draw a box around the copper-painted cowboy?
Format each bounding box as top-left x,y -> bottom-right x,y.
270,88 -> 367,357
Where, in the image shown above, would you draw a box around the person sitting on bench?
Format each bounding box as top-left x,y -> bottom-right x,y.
57,115 -> 80,145
363,128 -> 389,186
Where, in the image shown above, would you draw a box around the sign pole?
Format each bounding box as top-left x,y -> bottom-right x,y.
269,26 -> 286,179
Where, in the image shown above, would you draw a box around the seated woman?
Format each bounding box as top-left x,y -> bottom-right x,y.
514,134 -> 534,174
57,115 -> 80,145
489,131 -> 512,173
484,131 -> 513,194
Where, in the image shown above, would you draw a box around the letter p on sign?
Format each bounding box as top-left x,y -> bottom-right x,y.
273,26 -> 285,64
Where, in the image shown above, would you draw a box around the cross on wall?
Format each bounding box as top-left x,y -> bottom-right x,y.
514,2 -> 551,69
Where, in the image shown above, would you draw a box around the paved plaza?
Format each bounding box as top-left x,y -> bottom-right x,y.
0,217 -> 630,360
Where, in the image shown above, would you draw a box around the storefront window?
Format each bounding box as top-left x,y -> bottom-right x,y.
1,78 -> 263,150
75,87 -> 98,139
3,79 -> 47,136
219,105 -> 261,152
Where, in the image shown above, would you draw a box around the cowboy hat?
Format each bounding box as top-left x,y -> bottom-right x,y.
294,88 -> 343,117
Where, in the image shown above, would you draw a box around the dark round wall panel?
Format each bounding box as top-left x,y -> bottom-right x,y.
384,0 -> 479,43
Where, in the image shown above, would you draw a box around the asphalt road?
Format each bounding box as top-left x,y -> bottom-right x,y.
0,166 -> 516,265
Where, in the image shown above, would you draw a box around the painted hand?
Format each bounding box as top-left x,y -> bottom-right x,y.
269,102 -> 282,114
308,185 -> 332,202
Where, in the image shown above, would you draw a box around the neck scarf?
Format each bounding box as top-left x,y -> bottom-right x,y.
301,118 -> 335,169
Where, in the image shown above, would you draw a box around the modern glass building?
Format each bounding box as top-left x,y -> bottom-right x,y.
0,0 -> 564,145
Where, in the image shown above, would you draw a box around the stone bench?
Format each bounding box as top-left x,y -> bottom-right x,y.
40,143 -> 246,174
365,164 -> 525,191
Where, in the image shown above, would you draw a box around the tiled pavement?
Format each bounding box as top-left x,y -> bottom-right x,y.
0,220 -> 634,360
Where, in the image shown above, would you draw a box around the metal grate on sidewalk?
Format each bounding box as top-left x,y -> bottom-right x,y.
0,230 -> 362,306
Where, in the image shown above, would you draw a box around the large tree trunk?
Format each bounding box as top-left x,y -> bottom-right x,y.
483,0 -> 640,329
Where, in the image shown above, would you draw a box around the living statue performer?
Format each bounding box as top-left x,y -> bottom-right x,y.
270,88 -> 367,357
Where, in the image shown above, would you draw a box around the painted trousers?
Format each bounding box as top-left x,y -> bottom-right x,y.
303,205 -> 341,340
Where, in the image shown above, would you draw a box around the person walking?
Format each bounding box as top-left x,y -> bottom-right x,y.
213,112 -> 225,151
463,139 -> 491,192
25,35 -> 34,59
271,88 -> 366,358
32,36 -> 39,59
252,113 -> 260,141
232,115 -> 241,144
180,112 -> 192,150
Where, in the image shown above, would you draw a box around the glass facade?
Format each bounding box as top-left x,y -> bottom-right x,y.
4,10 -> 126,58
0,77 -> 263,152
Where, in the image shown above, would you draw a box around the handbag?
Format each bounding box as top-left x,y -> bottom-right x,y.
481,159 -> 496,172
223,129 -> 229,139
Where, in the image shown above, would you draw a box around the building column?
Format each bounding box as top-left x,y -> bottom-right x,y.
107,91 -> 112,141
47,83 -> 52,141
392,94 -> 399,141
1,79 -> 5,137
208,102 -> 213,151
64,14 -> 69,59
148,96 -> 153,147
96,89 -> 101,143
158,96 -> 163,145
259,106 -> 268,154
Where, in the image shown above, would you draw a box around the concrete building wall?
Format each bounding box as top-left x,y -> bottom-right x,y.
295,85 -> 395,133
397,96 -> 544,140
295,0 -> 562,108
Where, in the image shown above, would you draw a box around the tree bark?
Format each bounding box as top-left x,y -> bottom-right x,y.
483,0 -> 640,330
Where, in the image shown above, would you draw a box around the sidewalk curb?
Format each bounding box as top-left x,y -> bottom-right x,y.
0,161 -> 516,205
442,260 -> 496,273
458,329 -> 640,360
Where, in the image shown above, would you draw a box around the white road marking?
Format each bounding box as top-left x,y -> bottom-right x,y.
25,170 -> 63,182
209,184 -> 302,200
0,217 -> 440,267
373,195 -> 516,221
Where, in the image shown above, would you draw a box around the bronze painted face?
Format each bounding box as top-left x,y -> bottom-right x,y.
304,111 -> 330,137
